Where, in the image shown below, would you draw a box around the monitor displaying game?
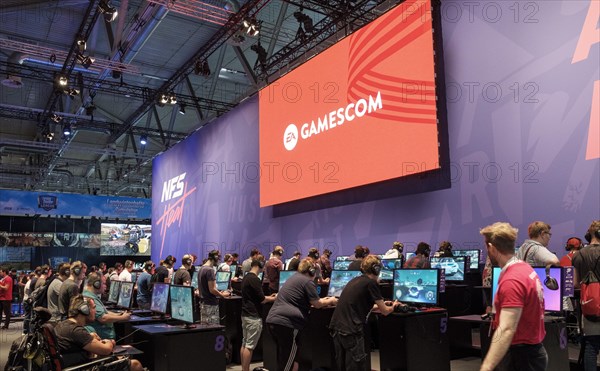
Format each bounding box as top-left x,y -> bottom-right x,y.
335,256 -> 352,262
243,271 -> 264,281
333,260 -> 351,271
150,282 -> 169,314
405,252 -> 416,261
117,281 -> 134,309
170,285 -> 195,326
430,256 -> 467,281
453,250 -> 480,270
393,269 -> 440,306
191,271 -> 199,288
491,266 -> 562,312
100,223 -> 151,256
107,280 -> 121,304
327,270 -> 362,297
379,258 -> 404,280
216,271 -> 232,291
278,271 -> 295,291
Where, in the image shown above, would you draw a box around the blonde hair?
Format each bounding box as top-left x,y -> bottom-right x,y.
480,222 -> 519,254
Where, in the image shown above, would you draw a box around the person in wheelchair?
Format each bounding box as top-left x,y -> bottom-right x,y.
54,294 -> 144,371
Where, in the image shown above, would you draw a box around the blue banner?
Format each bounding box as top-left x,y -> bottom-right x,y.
0,190 -> 151,219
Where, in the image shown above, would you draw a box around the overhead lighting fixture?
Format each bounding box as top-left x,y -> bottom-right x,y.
251,42 -> 267,68
294,10 -> 314,33
98,0 -> 118,22
63,124 -> 72,136
140,135 -> 147,146
57,75 -> 68,87
76,36 -> 87,53
194,60 -> 211,76
50,113 -> 62,123
168,93 -> 177,105
85,103 -> 96,116
76,54 -> 95,69
45,131 -> 55,141
242,17 -> 260,37
65,88 -> 80,97
159,94 -> 169,105
179,104 -> 186,115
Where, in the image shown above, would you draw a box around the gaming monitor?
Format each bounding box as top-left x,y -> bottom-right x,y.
278,271 -> 295,291
430,256 -> 467,281
243,271 -> 264,281
191,271 -> 199,288
170,285 -> 195,327
453,250 -> 481,270
405,252 -> 416,261
379,258 -> 403,280
150,282 -> 170,314
491,266 -> 562,312
328,270 -> 362,297
393,269 -> 440,306
216,271 -> 232,291
107,280 -> 121,304
117,281 -> 134,309
335,256 -> 352,262
333,260 -> 352,271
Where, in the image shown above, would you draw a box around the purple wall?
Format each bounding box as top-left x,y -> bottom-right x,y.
153,0 -> 599,263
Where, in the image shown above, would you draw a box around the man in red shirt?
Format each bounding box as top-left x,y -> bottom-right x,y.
480,222 -> 547,371
560,237 -> 582,267
0,268 -> 14,329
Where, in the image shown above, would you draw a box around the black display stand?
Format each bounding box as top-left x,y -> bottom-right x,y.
132,323 -> 226,371
114,315 -> 166,344
449,314 -> 570,371
378,309 -> 450,371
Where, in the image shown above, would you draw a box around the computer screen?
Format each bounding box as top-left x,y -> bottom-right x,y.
170,285 -> 195,325
284,258 -> 293,270
243,271 -> 264,281
150,282 -> 169,314
229,264 -> 238,276
278,271 -> 295,291
453,250 -> 480,270
393,269 -> 439,306
191,271 -> 199,288
107,280 -> 121,304
405,252 -> 416,261
335,256 -> 352,262
430,256 -> 467,281
379,258 -> 403,280
333,260 -> 351,271
328,270 -> 362,297
491,266 -> 562,312
117,281 -> 134,309
215,271 -> 232,291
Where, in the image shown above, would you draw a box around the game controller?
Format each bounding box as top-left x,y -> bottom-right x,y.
394,304 -> 417,313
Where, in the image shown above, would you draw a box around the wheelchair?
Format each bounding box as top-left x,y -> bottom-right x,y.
5,307 -> 131,371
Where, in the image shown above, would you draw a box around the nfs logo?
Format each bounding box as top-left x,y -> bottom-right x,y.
161,173 -> 186,202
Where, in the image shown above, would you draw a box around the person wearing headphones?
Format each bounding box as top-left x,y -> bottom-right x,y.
329,256 -> 400,371
155,255 -> 176,284
54,294 -> 144,371
383,241 -> 404,259
572,220 -> 600,371
348,246 -> 367,271
404,242 -> 432,268
242,249 -> 261,275
265,246 -> 285,294
287,251 -> 302,271
434,241 -> 454,258
266,258 -> 337,371
560,237 -> 583,267
307,247 -> 329,284
516,221 -> 560,267
34,265 -> 52,290
58,261 -> 87,320
319,249 -> 333,280
83,272 -> 131,340
240,254 -> 276,371
48,263 -> 71,322
198,250 -> 231,325
480,222 -> 547,371
118,260 -> 134,282
136,261 -> 155,310
173,255 -> 193,286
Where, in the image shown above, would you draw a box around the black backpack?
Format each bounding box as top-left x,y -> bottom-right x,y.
27,276 -> 55,310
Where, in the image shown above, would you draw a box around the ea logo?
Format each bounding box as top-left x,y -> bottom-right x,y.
283,124 -> 299,151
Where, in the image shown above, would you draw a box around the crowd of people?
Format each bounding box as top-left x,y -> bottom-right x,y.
1,219 -> 599,371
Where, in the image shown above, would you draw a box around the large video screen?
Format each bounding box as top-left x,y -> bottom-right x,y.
259,0 -> 441,206
100,223 -> 151,256
393,269 -> 439,306
328,270 -> 362,297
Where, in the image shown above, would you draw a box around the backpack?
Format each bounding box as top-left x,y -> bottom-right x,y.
27,276 -> 55,309
580,256 -> 600,321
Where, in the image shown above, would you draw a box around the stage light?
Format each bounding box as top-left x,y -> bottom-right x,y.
76,36 -> 87,53
57,75 -> 68,87
294,10 -> 314,33
251,42 -> 267,67
50,113 -> 62,123
76,54 -> 95,69
45,131 -> 55,141
179,104 -> 186,115
140,135 -> 147,146
98,0 -> 118,22
159,94 -> 169,105
63,124 -> 72,136
243,17 -> 260,37
169,93 -> 177,105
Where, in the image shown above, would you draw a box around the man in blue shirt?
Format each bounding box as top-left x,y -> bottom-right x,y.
83,272 -> 131,339
136,261 -> 155,310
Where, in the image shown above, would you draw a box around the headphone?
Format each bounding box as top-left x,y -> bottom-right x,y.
208,250 -> 220,263
354,246 -> 366,259
64,269 -> 71,277
308,249 -> 319,260
251,258 -> 265,269
144,261 -> 155,272
88,273 -> 102,290
72,265 -> 82,277
544,265 -> 559,291
41,266 -> 49,275
565,237 -> 582,252
165,255 -> 176,266
300,261 -> 317,277
585,228 -> 600,244
78,300 -> 90,316
182,255 -> 193,266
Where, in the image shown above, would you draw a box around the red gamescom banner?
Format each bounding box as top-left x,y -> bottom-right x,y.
259,0 -> 440,207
